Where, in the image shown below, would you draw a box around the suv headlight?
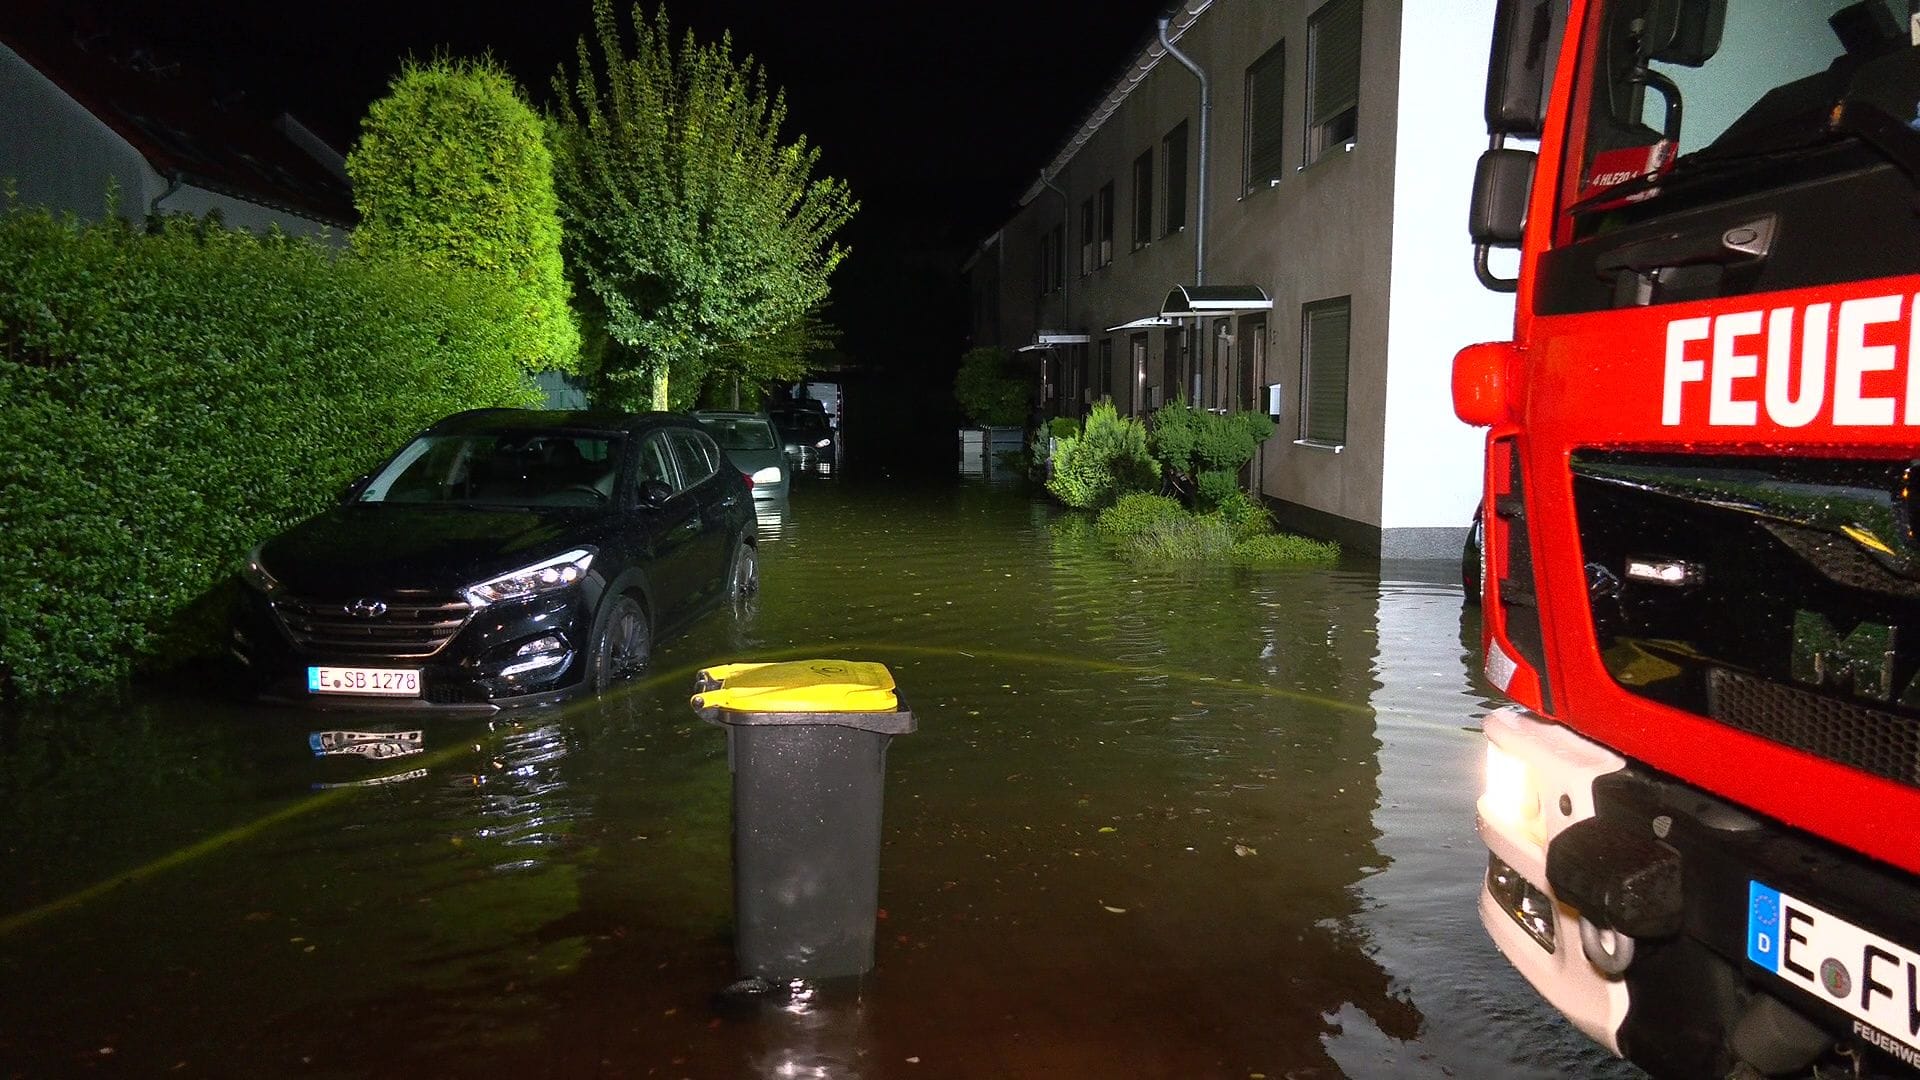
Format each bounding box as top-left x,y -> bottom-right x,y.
241,547 -> 281,595
462,549 -> 595,607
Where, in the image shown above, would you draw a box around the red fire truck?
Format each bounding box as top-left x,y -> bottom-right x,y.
1456,1 -> 1920,1076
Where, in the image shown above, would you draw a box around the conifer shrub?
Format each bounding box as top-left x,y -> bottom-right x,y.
1045,402 -> 1156,509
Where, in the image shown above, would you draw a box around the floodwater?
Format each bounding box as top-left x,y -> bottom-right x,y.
0,477 -> 1643,1079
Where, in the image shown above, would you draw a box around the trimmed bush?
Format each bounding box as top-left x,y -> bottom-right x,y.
1047,416 -> 1081,440
954,346 -> 1029,427
348,56 -> 580,374
1046,401 -> 1157,509
1211,489 -> 1271,535
1149,400 -> 1276,508
1195,469 -> 1241,511
0,209 -> 537,697
1095,492 -> 1185,538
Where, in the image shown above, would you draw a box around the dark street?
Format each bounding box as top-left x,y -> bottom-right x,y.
0,478 -> 1634,1078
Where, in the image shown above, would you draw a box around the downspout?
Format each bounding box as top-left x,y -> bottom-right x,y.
148,169 -> 183,225
1039,173 -> 1073,413
1158,17 -> 1210,405
1157,17 -> 1208,286
1038,173 -> 1071,318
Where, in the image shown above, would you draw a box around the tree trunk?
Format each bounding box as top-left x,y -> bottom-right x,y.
650,366 -> 669,411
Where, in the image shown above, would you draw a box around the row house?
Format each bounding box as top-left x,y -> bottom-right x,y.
965,0 -> 1509,558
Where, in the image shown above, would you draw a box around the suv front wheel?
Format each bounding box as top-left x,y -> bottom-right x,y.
588,594 -> 651,692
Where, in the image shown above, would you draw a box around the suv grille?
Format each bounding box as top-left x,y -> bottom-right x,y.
1571,451 -> 1920,791
271,594 -> 472,658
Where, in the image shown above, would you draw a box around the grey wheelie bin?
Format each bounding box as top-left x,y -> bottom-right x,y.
691,659 -> 916,982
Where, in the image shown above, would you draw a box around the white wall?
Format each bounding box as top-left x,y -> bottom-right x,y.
0,42 -> 346,245
1378,0 -> 1513,555
0,42 -> 158,222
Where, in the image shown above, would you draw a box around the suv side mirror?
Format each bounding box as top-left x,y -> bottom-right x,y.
1469,147 -> 1535,292
338,472 -> 371,505
637,479 -> 674,508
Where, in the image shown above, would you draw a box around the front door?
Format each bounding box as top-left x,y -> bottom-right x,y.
1130,334 -> 1148,414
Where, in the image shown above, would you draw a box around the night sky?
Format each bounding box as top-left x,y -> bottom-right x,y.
114,0 -> 1172,370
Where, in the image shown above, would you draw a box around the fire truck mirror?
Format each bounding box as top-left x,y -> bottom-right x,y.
1484,0 -> 1559,137
1641,0 -> 1725,68
1470,147 -> 1534,248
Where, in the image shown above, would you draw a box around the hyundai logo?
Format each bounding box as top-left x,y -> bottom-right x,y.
346,598 -> 389,619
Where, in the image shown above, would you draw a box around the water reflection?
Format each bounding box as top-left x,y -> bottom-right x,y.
0,478 -> 1636,1077
755,494 -> 790,542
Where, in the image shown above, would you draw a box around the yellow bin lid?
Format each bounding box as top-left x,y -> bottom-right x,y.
691,659 -> 899,714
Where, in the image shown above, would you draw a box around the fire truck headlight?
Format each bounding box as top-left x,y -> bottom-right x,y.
1483,742 -> 1545,846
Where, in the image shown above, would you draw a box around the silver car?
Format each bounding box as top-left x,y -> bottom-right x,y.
693,412 -> 788,501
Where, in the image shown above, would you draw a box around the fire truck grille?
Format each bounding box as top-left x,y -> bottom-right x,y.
1570,451 -> 1920,790
271,595 -> 472,658
1707,669 -> 1920,790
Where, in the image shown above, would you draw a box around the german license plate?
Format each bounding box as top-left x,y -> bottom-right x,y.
309,730 -> 424,760
308,666 -> 420,696
1748,881 -> 1920,1062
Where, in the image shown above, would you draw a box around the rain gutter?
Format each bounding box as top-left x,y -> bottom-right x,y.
1156,16 -> 1209,286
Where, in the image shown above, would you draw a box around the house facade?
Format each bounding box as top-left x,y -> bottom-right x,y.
967,0 -> 1507,558
0,9 -> 353,242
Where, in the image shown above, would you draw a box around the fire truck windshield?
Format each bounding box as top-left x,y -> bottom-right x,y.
1572,0 -> 1918,213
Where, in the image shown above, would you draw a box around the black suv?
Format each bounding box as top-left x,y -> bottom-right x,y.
233,409 -> 757,714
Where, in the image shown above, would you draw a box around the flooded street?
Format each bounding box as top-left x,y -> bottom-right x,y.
0,477 -> 1639,1079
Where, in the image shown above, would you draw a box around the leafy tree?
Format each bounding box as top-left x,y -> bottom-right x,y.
954,346 -> 1030,427
346,56 -> 580,374
549,1 -> 858,410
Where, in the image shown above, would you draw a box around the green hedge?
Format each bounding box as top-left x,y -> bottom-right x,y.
0,210 -> 537,697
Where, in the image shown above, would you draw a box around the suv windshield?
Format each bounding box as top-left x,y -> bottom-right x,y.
1574,0 -> 1915,212
358,433 -> 621,507
698,417 -> 779,451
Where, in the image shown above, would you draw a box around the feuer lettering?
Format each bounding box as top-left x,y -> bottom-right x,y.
1791,611 -> 1897,703
1661,294 -> 1917,426
1784,906 -> 1815,980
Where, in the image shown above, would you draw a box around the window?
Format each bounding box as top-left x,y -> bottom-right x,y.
1039,222 -> 1065,295
668,430 -> 717,485
1244,41 -> 1286,191
638,434 -> 678,490
1300,298 -> 1351,446
1163,122 -> 1188,235
1099,338 -> 1115,401
1306,0 -> 1362,164
1131,149 -> 1154,250
1080,198 -> 1095,276
1097,182 -> 1114,267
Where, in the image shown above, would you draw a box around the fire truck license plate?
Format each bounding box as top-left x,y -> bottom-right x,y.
1748,881 -> 1920,1061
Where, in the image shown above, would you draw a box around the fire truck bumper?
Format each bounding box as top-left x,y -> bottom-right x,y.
1476,706 -> 1632,1054
1477,706 -> 1920,1078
